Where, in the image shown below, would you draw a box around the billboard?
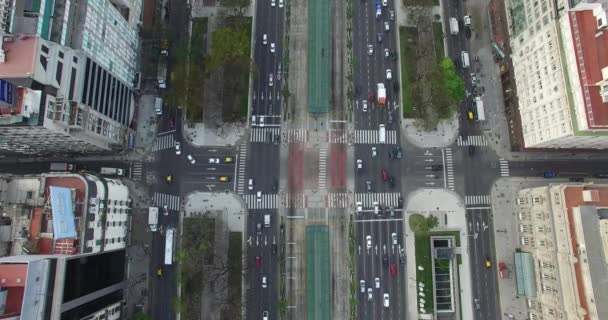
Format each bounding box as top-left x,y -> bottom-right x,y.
49,186 -> 77,239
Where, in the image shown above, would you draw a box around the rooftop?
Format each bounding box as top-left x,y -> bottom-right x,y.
0,35 -> 38,79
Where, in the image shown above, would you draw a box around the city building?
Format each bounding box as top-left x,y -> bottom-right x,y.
515,183 -> 608,319
10,0 -> 142,85
0,0 -> 10,33
0,34 -> 136,154
504,0 -> 608,148
0,172 -> 131,256
0,250 -> 126,319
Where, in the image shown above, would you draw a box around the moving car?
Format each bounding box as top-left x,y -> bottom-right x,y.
175,142 -> 181,155
356,201 -> 363,213
485,258 -> 492,269
544,171 -> 557,178
366,180 -> 372,192
389,147 -> 402,159
382,0 -> 387,6
224,157 -> 233,163
270,43 -> 275,53
279,0 -> 284,7
367,288 -> 373,301
248,178 -> 254,191
257,191 -> 262,202
209,158 -> 220,164
360,280 -> 366,293
389,10 -> 395,20
262,276 -> 267,288
368,44 -> 374,55
372,147 -> 377,157
357,159 -> 363,171
384,21 -> 390,32
384,48 -> 390,59
381,168 -> 388,181
362,100 -> 368,112
392,232 -> 398,245
269,73 -> 274,86
263,310 -> 269,320
166,175 -> 173,184
366,235 -> 372,249
389,263 -> 397,277
271,0 -> 276,6
263,34 -> 267,45
375,277 -> 380,289
377,32 -> 383,43
388,176 -> 395,188
468,111 -> 475,120
386,69 -> 392,80
373,201 -> 379,214
219,176 -> 230,182
383,293 -> 390,307
383,255 -> 389,267
187,154 -> 196,164
256,256 -> 261,270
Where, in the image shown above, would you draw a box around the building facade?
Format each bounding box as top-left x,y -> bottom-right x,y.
505,0 -> 608,148
516,184 -> 608,319
0,35 -> 135,154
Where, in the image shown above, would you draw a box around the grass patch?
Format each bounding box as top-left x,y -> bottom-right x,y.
414,232 -> 435,314
222,232 -> 243,320
432,22 -> 445,63
185,17 -> 208,121
399,27 -> 417,117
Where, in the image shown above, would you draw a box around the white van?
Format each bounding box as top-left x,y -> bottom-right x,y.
461,51 -> 470,68
379,124 -> 386,144
154,97 -> 163,115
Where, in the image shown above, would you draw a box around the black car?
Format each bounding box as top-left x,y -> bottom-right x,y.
377,33 -> 383,43
383,255 -> 389,267
429,164 -> 443,171
388,176 -> 395,188
272,244 -> 277,255
468,145 -> 475,155
398,196 -> 403,208
272,179 -> 279,191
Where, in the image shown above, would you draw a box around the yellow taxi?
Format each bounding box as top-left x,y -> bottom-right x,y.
468,111 -> 474,120
224,157 -> 233,163
485,259 -> 492,269
219,176 -> 231,182
166,175 -> 173,183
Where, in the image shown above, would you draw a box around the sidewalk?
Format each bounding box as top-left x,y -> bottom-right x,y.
404,189 -> 472,320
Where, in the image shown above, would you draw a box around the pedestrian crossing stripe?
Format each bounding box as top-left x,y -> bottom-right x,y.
465,195 -> 491,205
152,192 -> 181,211
236,143 -> 248,194
499,159 -> 509,177
152,134 -> 175,152
328,129 -> 349,143
250,128 -> 281,143
285,129 -> 307,143
130,161 -> 143,181
354,193 -> 401,207
285,193 -> 306,208
319,149 -> 327,190
243,194 -> 279,209
444,148 -> 455,191
328,193 -> 350,208
457,135 -> 487,146
354,130 -> 398,144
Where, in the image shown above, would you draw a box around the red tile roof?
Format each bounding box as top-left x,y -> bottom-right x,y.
569,11 -> 608,128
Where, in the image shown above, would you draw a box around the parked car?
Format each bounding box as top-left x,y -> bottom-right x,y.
543,171 -> 557,178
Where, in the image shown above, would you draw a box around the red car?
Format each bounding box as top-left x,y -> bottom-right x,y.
256,256 -> 261,270
389,263 -> 397,277
381,169 -> 388,181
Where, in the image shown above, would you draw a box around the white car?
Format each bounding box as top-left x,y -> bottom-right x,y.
384,21 -> 390,32
271,0 -> 276,7
464,15 -> 472,27
356,201 -> 363,213
175,141 -> 181,155
269,73 -> 274,87
367,288 -> 373,301
259,116 -> 265,127
375,277 -> 380,289
270,43 -> 275,53
368,44 -> 374,56
187,154 -> 196,164
386,69 -> 392,80
262,276 -> 267,288
257,191 -> 262,202
382,0 -> 388,6
248,178 -> 254,191
392,232 -> 398,245
263,310 -> 269,320
372,147 -> 377,157
362,100 -> 368,112
384,48 -> 390,59
389,10 -> 395,20
366,235 -> 372,249
373,201 -> 379,215
163,204 -> 169,215
360,280 -> 365,293
357,159 -> 363,171
208,158 -> 220,164
279,0 -> 284,7
263,34 -> 268,45
383,293 -> 390,307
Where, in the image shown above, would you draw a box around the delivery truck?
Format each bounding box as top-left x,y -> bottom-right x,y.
379,124 -> 386,144
475,97 -> 485,121
149,207 -> 159,232
100,167 -> 125,176
377,83 -> 386,105
264,214 -> 271,228
449,18 -> 459,35
154,97 -> 163,115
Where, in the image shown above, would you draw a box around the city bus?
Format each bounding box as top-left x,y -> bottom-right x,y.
165,228 -> 175,265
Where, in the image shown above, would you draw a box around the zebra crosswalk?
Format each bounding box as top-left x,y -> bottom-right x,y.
444,148 -> 455,190
285,129 -> 307,143
236,143 -> 248,194
152,192 -> 181,211
354,193 -> 401,207
354,130 -> 398,144
499,159 -> 509,177
285,193 -> 307,208
152,134 -> 175,152
250,128 -> 281,143
465,195 -> 491,206
328,193 -> 350,208
243,194 -> 279,209
328,129 -> 349,143
319,149 -> 327,190
457,135 -> 488,146
130,161 -> 143,181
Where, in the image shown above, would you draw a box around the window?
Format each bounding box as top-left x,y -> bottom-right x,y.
41,45 -> 49,54
58,51 -> 64,59
73,56 -> 78,64
56,61 -> 63,84
26,191 -> 33,199
40,55 -> 48,70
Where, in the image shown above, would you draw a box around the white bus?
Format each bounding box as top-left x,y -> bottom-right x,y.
165,228 -> 175,265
